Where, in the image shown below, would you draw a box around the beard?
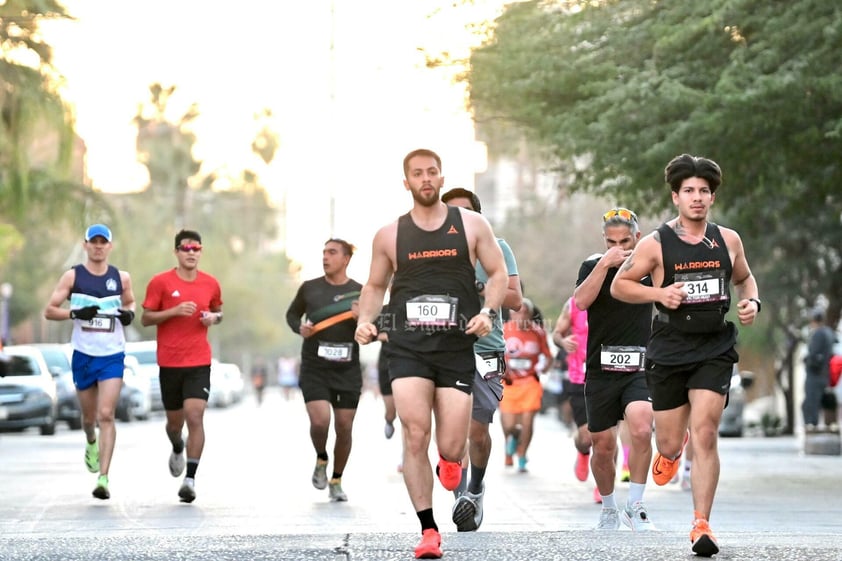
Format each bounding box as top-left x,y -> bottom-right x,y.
411,186 -> 440,207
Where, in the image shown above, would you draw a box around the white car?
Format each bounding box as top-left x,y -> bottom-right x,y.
209,360 -> 245,407
1,345 -> 59,435
124,340 -> 162,410
121,355 -> 152,421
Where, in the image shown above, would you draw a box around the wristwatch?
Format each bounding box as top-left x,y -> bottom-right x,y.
479,307 -> 498,320
748,298 -> 762,313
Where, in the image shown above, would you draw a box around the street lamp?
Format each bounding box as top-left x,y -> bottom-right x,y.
1,282 -> 13,345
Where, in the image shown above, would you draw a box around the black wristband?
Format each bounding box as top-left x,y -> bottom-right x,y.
749,298 -> 762,313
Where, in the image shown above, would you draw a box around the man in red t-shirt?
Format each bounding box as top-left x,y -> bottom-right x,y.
141,229 -> 223,504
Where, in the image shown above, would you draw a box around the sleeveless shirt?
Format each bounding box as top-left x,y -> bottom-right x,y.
576,257 -> 652,375
389,206 -> 480,353
647,223 -> 737,365
69,264 -> 126,356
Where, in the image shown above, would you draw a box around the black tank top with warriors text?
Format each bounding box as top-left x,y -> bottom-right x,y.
647,223 -> 738,365
388,206 -> 480,353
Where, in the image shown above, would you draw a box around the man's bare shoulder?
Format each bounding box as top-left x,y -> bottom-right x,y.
371,219 -> 399,252
636,230 -> 662,251
460,207 -> 494,236
374,219 -> 399,237
716,224 -> 742,244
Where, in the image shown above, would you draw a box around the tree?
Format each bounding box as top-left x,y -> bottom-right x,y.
0,1 -> 93,217
125,85 -> 298,363
466,0 -> 842,433
1,1 -> 111,336
468,0 -> 842,323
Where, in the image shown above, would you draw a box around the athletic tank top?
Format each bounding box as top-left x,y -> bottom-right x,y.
567,296 -> 588,384
69,264 -> 126,357
388,206 -> 480,353
576,257 -> 652,375
647,223 -> 737,365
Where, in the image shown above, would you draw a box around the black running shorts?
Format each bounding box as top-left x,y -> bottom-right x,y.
585,371 -> 650,433
645,348 -> 738,411
159,365 -> 211,410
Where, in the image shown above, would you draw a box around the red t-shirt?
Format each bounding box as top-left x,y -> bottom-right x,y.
142,268 -> 223,367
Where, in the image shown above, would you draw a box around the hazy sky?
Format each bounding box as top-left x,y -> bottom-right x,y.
43,1 -> 504,279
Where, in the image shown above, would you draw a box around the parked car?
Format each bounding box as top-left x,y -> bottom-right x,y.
124,340 -> 162,410
719,366 -> 754,437
118,355 -> 152,422
0,345 -> 58,435
27,343 -> 82,430
209,359 -> 245,408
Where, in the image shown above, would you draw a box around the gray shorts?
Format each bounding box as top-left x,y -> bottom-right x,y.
472,351 -> 505,424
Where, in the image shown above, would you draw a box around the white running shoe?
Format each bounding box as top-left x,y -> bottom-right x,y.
328,479 -> 348,502
596,507 -> 620,530
384,420 -> 395,439
452,481 -> 485,531
621,501 -> 656,531
178,477 -> 196,503
312,460 -> 328,490
169,449 -> 185,477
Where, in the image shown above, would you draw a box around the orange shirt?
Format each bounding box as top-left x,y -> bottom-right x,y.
503,320 -> 552,382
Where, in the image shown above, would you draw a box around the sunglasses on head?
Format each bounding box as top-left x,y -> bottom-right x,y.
603,208 -> 638,223
177,244 -> 203,253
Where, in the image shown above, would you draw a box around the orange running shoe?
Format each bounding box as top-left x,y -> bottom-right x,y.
652,431 -> 689,486
690,516 -> 719,557
436,455 -> 462,491
504,454 -> 514,467
574,451 -> 590,482
415,528 -> 442,559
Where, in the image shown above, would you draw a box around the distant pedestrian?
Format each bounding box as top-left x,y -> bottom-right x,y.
251,357 -> 268,406
277,356 -> 299,400
801,309 -> 836,431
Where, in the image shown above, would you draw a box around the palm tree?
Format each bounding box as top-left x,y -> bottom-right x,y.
0,1 -> 100,224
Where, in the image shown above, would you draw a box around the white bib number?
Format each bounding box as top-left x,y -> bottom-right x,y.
676,271 -> 727,304
507,357 -> 531,371
81,314 -> 115,333
317,342 -> 352,362
405,295 -> 458,327
600,345 -> 646,373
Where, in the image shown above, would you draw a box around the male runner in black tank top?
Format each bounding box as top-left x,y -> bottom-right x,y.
573,207 -> 656,532
354,149 -> 508,560
611,154 -> 761,558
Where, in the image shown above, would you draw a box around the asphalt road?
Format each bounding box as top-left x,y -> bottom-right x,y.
1,388 -> 840,561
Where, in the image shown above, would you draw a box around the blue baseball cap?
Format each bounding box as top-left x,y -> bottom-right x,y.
85,224 -> 112,242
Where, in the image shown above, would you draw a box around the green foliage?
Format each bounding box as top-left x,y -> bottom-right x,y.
467,0 -> 842,333
0,1 -> 82,216
108,85 -> 299,363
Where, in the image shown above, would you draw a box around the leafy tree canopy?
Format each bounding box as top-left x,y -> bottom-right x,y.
467,0 -> 842,330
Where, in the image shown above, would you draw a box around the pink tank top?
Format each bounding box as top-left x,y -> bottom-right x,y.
566,296 -> 588,384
